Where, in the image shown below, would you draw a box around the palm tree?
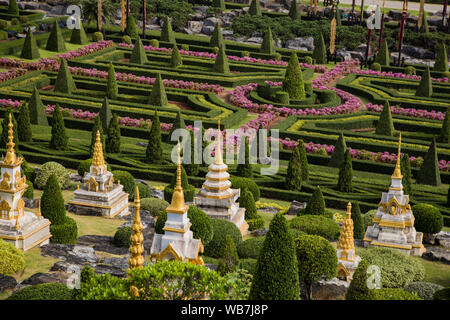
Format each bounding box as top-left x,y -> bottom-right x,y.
81,0 -> 118,25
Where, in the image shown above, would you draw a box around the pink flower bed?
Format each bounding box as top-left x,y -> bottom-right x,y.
367,103 -> 446,121
354,68 -> 450,83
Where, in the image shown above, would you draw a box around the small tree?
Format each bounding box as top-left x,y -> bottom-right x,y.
70,16 -> 88,45
419,12 -> 429,33
106,113 -> 121,153
375,100 -> 394,136
184,129 -> 200,176
260,27 -> 275,55
166,110 -> 186,143
415,67 -> 433,97
337,149 -> 353,193
209,23 -> 224,48
213,44 -> 230,74
89,116 -> 106,157
416,138 -> 441,186
297,139 -> 309,181
130,37 -> 148,64
161,16 -> 175,43
100,96 -> 112,133
328,132 -> 347,167
148,73 -> 168,106
240,187 -> 258,220
375,39 -> 390,66
46,20 -> 66,52
345,259 -> 373,300
17,103 -> 32,142
49,105 -> 68,150
28,87 -> 48,126
438,106 -> 449,144
21,28 -> 40,60
249,0 -> 262,16
312,33 -> 327,64
282,52 -> 305,100
289,1 -> 300,20
125,14 -> 138,38
237,136 -> 253,178
286,145 -> 302,191
434,42 -> 448,73
217,235 -> 239,276
249,212 -> 300,300
351,201 -> 365,240
294,234 -> 337,300
8,0 -> 19,15
401,153 -> 413,196
54,58 -> 76,94
41,174 -> 66,225
170,45 -> 182,68
145,110 -> 163,163
0,109 -> 19,152
212,0 -> 226,11
106,62 -> 118,100
305,186 -> 325,216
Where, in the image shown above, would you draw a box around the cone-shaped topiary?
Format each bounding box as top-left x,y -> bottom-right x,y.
419,12 -> 429,33
289,1 -> 300,20
217,235 -> 239,276
351,201 -> 365,240
249,212 -> 300,300
415,66 -> 433,97
434,42 -> 448,73
312,33 -> 327,64
237,136 -> 253,178
337,149 -> 353,192
126,14 -> 138,38
438,106 -> 450,143
416,138 -> 441,186
345,259 -> 373,300
54,58 -> 76,94
209,23 -> 224,48
249,0 -> 262,16
161,16 -> 175,43
240,187 -> 258,220
170,45 -> 182,68
213,44 -> 230,74
166,110 -> 186,142
70,16 -> 88,45
335,6 -> 342,26
130,37 -> 148,64
401,153 -> 413,196
106,62 -> 118,100
0,109 -> 19,152
148,73 -> 168,106
28,87 -> 48,126
375,100 -> 394,136
282,52 -> 305,100
50,105 -> 68,150
20,28 -> 40,60
41,174 -> 66,225
328,132 -> 347,167
100,96 -> 112,132
305,186 -> 325,216
375,39 -> 390,66
46,20 -> 66,52
17,102 -> 32,142
8,0 -> 18,15
145,109 -> 163,163
260,26 -> 275,55
106,113 -> 121,153
286,144 -> 302,191
297,139 -> 309,181
212,0 -> 226,11
89,116 -> 106,157
184,129 -> 200,176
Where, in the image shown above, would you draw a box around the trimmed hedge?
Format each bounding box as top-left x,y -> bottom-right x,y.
6,283 -> 73,300
35,161 -> 70,190
50,216 -> 78,245
204,218 -> 243,258
140,197 -> 169,218
0,239 -> 25,276
371,288 -> 422,300
230,176 -> 260,201
289,215 -> 340,240
404,282 -> 444,300
112,170 -> 135,199
113,226 -> 132,247
412,204 -> 443,234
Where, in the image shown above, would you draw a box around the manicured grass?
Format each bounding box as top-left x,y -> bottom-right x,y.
413,257 -> 450,288
3,42 -> 92,62
17,247 -> 60,283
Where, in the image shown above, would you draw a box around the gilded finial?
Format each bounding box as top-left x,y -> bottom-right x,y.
77,184 -> 79,190
346,201 -> 352,218
214,119 -> 224,165
92,130 -> 105,170
176,140 -> 182,191
128,185 -> 144,269
15,212 -> 20,230
392,132 -> 403,179
166,140 -> 188,213
37,199 -> 41,218
3,113 -> 17,166
337,201 -> 355,261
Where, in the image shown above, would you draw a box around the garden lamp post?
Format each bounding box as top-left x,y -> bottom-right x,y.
360,0 -> 365,25
378,0 -> 386,50
397,0 -> 408,66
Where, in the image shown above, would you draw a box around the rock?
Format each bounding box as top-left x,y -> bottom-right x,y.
205,264 -> 218,271
94,264 -> 127,278
258,206 -> 279,214
285,36 -> 314,51
428,16 -> 443,26
251,228 -> 268,237
222,30 -> 234,37
423,233 -> 437,245
201,26 -> 215,36
76,235 -> 129,255
23,197 -> 39,209
402,45 -> 434,59
204,17 -> 221,27
422,247 -> 450,264
17,2 -> 26,10
25,2 -> 40,10
50,261 -> 83,273
245,37 -> 263,44
436,231 -> 450,249
336,49 -> 352,61
48,5 -> 66,16
287,200 -> 305,215
311,278 -> 349,300
20,272 -> 72,287
189,13 -> 205,21
0,274 -> 18,291
70,246 -> 98,263
102,256 -> 130,270
41,244 -> 99,264
69,173 -> 82,182
187,21 -> 204,34
251,32 -> 264,38
193,6 -> 209,15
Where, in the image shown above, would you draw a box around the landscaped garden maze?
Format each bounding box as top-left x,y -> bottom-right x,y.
0,0 -> 449,302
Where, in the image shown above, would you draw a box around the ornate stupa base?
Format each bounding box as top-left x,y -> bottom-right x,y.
0,212 -> 51,251
363,228 -> 425,256
68,185 -> 129,218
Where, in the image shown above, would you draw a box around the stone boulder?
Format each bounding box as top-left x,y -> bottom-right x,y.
436,231 -> 450,248
193,6 -> 209,15
204,17 -> 222,27
251,228 -> 268,237
69,173 -> 82,182
311,278 -> 349,300
202,26 -> 215,36
25,2 -> 40,10
187,21 -> 204,34
48,5 -> 66,16
423,233 -> 438,245
422,247 -> 450,264
0,274 -> 18,291
286,37 -> 314,52
23,197 -> 39,209
428,16 -> 443,26
19,272 -> 72,288
402,45 -> 434,59
245,37 -> 263,44
287,200 -> 305,215
94,264 -> 127,278
102,256 -> 130,270
76,235 -> 129,255
41,244 -> 99,265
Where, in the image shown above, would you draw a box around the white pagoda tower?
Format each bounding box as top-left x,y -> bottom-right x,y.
68,131 -> 129,218
363,133 -> 425,256
194,121 -> 248,236
150,141 -> 204,265
0,114 -> 51,250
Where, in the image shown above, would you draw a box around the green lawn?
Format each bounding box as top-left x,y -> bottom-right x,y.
3,42 -> 92,62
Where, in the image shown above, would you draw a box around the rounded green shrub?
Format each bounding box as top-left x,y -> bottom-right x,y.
113,226 -> 132,247
404,282 -> 444,300
11,18 -> 19,26
371,288 -> 422,300
304,56 -> 313,65
273,52 -> 282,61
358,246 -> 425,288
275,91 -> 289,104
0,239 -> 25,276
405,66 -> 416,76
433,287 -> 450,300
181,44 -> 189,51
35,162 -> 70,189
411,204 -> 443,234
363,209 -> 377,230
212,46 -> 219,54
289,215 -> 340,240
134,182 -> 150,200
6,283 -> 73,300
0,30 -> 7,40
239,258 -> 257,275
0,19 -> 8,30
247,216 -> 265,231
23,180 -> 34,199
50,217 -> 78,245
149,39 -> 159,48
122,35 -> 132,44
77,158 -> 111,176
237,236 -> 265,259
371,62 -> 381,71
92,32 -> 103,42
204,219 -> 243,258
140,197 -> 169,218
242,50 -> 250,57
112,170 -> 136,200
19,16 -> 28,24
61,109 -> 73,118
230,177 -> 260,201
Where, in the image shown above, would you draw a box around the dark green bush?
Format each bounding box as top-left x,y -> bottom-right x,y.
134,182 -> 151,200
289,215 -> 340,240
204,219 -> 243,258
113,226 -> 132,247
112,170 -> 136,200
217,235 -> 239,275
230,177 -> 260,201
237,236 -> 266,259
77,158 -> 111,176
371,62 -> 381,71
50,216 -> 78,245
140,197 -> 169,218
371,288 -> 422,300
404,282 -> 444,300
239,258 -> 257,275
23,181 -> 34,199
433,287 -> 450,300
92,32 -> 104,42
412,203 -> 443,234
247,216 -> 265,231
346,259 -> 373,300
6,283 -> 73,300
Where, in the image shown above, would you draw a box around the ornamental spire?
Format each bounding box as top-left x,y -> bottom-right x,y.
128,185 -> 144,269
4,113 -> 17,166
337,202 -> 355,260
166,140 -> 188,213
92,130 -> 105,169
391,132 -> 403,180
214,119 -> 224,165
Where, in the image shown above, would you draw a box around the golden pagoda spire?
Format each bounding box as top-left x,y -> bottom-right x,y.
92,130 -> 105,169
166,141 -> 188,213
4,113 -> 17,166
337,202 -> 355,261
128,185 -> 144,269
15,212 -> 20,230
37,199 -> 41,218
214,119 -> 224,165
391,132 -> 403,179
